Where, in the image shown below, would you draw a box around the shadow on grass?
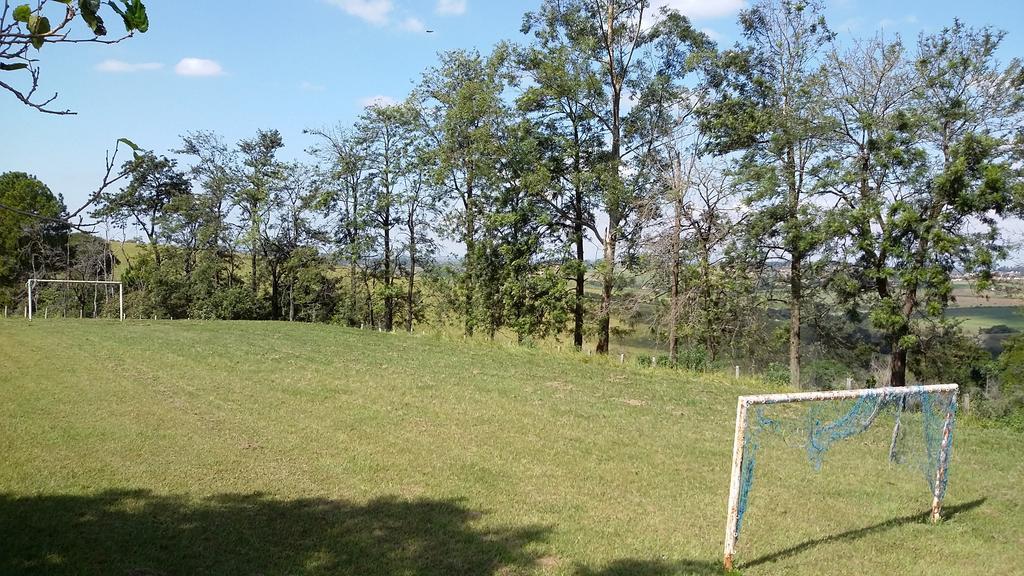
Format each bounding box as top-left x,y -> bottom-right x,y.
575,558 -> 723,576
0,489 -> 550,575
742,498 -> 987,570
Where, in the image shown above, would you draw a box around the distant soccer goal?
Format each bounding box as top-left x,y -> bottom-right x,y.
27,279 -> 123,321
722,383 -> 958,571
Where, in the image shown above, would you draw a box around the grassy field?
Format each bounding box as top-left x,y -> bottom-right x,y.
945,306 -> 1024,334
1,320 -> 1021,575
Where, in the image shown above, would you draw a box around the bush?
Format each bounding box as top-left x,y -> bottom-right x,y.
980,324 -> 1020,335
762,362 -> 789,387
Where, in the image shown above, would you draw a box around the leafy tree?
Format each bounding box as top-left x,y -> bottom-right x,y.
177,131 -> 243,291
355,103 -> 422,331
1,0 -> 148,114
237,129 -> 286,294
262,162 -> 323,320
516,22 -> 603,350
95,153 -> 191,268
306,125 -> 373,327
522,0 -> 709,354
0,171 -> 66,305
827,23 -> 1024,385
414,47 -> 510,336
702,0 -> 834,386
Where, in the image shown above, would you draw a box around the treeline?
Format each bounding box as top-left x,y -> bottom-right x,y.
2,0 -> 1023,400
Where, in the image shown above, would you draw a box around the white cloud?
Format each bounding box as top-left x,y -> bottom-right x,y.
700,27 -> 721,41
436,0 -> 466,16
174,58 -> 225,77
835,17 -> 865,32
360,94 -> 397,108
327,0 -> 393,25
96,59 -> 163,73
301,81 -> 327,92
398,16 -> 426,32
879,15 -> 918,29
654,0 -> 745,20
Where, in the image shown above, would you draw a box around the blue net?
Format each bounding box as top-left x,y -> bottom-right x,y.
734,389 -> 956,539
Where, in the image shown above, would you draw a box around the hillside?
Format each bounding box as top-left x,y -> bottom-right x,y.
1,320 -> 1020,575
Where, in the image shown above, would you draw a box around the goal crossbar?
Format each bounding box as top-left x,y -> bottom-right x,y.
723,383 -> 958,571
27,279 -> 123,321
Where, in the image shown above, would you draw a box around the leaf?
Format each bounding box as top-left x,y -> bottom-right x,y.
127,0 -> 148,33
12,4 -> 31,23
105,0 -> 146,33
28,15 -> 50,34
0,62 -> 29,71
28,15 -> 50,49
78,0 -> 107,35
118,137 -> 143,158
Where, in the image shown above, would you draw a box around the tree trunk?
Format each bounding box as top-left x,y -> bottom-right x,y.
596,228 -> 615,354
572,126 -> 585,351
383,221 -> 394,332
250,245 -> 258,294
789,258 -> 801,389
669,154 -> 684,367
406,205 -> 417,333
786,143 -> 801,389
463,181 -> 476,337
270,264 -> 281,320
573,225 -> 585,351
596,0 -> 622,356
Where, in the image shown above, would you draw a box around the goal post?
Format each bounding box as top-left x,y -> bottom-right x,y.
722,383 -> 958,571
27,279 -> 123,321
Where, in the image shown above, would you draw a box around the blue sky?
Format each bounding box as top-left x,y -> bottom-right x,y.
3,0 -> 1023,255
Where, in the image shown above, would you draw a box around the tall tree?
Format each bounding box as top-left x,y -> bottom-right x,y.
827,24 -> 1024,385
517,24 -> 603,350
263,162 -> 321,320
178,131 -> 242,290
306,125 -> 372,327
522,0 -> 709,354
415,47 -> 509,336
95,153 -> 191,268
356,103 -> 420,332
703,0 -> 834,387
0,172 -> 66,305
237,129 -> 285,294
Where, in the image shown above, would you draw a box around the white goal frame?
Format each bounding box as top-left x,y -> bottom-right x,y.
723,383 -> 958,571
27,279 -> 123,321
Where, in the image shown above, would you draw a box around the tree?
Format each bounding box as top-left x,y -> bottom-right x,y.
703,0 -> 834,386
356,103 -> 421,331
237,129 -> 285,294
828,23 -> 1024,385
306,125 -> 373,327
1,0 -> 148,114
415,47 -> 509,336
262,162 -> 322,320
0,171 -> 66,305
516,22 -> 603,350
398,127 -> 438,333
522,0 -> 709,354
95,153 -> 191,268
177,131 -> 243,291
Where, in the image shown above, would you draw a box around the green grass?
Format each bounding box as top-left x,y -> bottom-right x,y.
945,306 -> 1024,334
1,320 -> 1021,575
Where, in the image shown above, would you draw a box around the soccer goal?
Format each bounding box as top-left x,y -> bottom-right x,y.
722,383 -> 958,571
27,279 -> 123,321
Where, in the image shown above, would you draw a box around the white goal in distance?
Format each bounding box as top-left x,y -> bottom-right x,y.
26,279 -> 123,321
